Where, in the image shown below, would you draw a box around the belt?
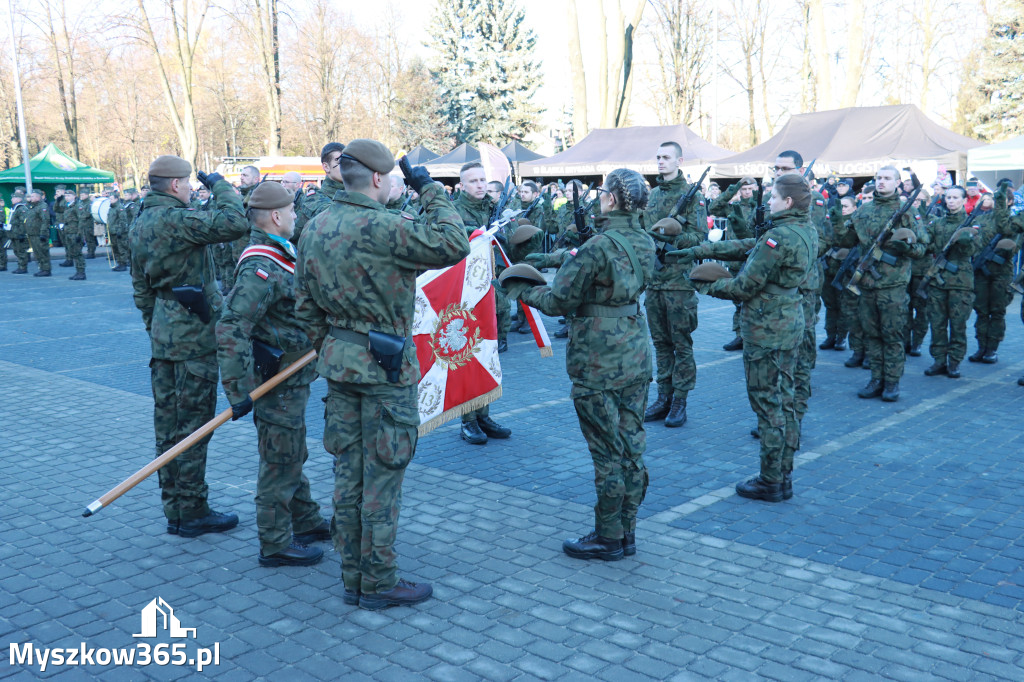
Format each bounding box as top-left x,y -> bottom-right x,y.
762,283 -> 798,296
578,302 -> 640,318
329,327 -> 370,346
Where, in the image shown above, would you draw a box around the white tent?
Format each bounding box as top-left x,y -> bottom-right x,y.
968,135 -> 1024,189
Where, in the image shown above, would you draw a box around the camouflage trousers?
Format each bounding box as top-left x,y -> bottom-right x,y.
743,343 -> 799,484
645,289 -> 698,399
28,229 -> 50,272
495,280 -> 510,342
840,288 -> 863,352
859,286 -> 908,384
572,380 -> 649,540
150,355 -> 218,521
820,263 -> 849,340
927,287 -> 975,364
254,384 -> 322,556
795,290 -> 819,423
10,236 -> 30,270
85,228 -> 98,255
973,273 -> 1013,350
110,230 -> 131,267
213,242 -> 236,291
906,275 -> 929,348
324,381 -> 418,595
63,228 -> 86,273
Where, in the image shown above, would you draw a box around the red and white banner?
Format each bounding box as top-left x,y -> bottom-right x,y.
414,232 -> 502,435
478,143 -> 511,185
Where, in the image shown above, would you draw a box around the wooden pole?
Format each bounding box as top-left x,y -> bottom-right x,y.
82,349 -> 317,517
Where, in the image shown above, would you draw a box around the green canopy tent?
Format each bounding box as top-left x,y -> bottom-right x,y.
0,143 -> 115,203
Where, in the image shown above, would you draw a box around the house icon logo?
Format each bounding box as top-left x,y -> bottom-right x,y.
132,598 -> 197,639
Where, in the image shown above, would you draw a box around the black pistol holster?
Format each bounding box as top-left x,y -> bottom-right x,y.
368,331 -> 406,383
252,339 -> 285,383
171,285 -> 212,323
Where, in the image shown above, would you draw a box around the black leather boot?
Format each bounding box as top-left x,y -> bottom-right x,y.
664,397 -> 687,428
819,336 -> 836,350
722,336 -> 743,351
857,378 -> 883,399
844,350 -> 865,368
833,336 -> 847,351
461,420 -> 487,445
882,382 -> 900,402
907,344 -> 922,357
946,362 -> 961,379
562,531 -> 624,561
643,393 -> 670,422
968,347 -> 986,363
259,541 -> 324,567
924,362 -> 947,376
178,510 -> 239,538
478,415 -> 511,439
782,473 -> 793,500
360,579 -> 433,610
981,350 -> 998,364
622,532 -> 636,556
736,476 -> 783,502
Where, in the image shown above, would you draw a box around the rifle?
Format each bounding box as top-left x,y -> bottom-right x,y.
915,207 -> 982,299
552,183 -> 594,249
399,194 -> 412,213
830,246 -> 861,291
802,159 -> 817,181
972,182 -> 1015,276
847,185 -> 923,295
752,181 -> 768,240
653,167 -> 711,269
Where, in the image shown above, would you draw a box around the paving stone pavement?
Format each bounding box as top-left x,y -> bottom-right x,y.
2,249 -> 1023,680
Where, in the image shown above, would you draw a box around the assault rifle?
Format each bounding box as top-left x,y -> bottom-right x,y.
552,183 -> 595,249
915,204 -> 982,298
830,246 -> 861,291
846,185 -> 923,295
972,181 -> 1015,277
752,181 -> 768,240
653,166 -> 710,269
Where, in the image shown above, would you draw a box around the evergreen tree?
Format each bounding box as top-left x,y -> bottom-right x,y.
966,0 -> 1024,141
428,0 -> 542,145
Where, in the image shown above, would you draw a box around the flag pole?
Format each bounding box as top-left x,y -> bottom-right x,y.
6,0 -> 32,193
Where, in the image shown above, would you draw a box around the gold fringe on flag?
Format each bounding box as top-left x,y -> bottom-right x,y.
418,385 -> 503,437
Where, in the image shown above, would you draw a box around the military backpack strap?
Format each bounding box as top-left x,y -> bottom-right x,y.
602,230 -> 645,298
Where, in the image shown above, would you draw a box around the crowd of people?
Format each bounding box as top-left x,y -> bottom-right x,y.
5,140 -> 1024,612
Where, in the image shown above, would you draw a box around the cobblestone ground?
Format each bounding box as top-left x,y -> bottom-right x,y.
2,248 -> 1023,680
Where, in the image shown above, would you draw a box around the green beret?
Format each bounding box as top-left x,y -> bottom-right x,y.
509,224 -> 541,245
148,154 -> 192,178
690,262 -> 733,283
248,182 -> 293,210
342,139 -> 395,174
498,263 -> 547,287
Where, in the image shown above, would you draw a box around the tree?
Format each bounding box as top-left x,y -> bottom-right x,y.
721,0 -> 775,146
392,58 -> 452,153
647,0 -> 711,127
229,0 -> 282,156
428,0 -> 541,145
22,0 -> 82,158
966,0 -> 1024,140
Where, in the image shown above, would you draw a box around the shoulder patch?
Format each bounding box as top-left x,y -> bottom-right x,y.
400,211 -> 415,221
766,238 -> 778,249
569,248 -> 578,257
914,214 -> 921,220
816,199 -> 824,206
256,268 -> 269,280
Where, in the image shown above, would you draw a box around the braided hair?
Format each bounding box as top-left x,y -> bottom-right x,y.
605,168 -> 650,212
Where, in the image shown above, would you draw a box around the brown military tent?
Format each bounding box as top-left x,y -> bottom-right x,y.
518,124 -> 730,178
423,143 -> 480,178
712,104 -> 983,180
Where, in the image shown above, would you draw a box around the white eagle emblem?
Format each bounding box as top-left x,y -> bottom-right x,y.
439,318 -> 469,353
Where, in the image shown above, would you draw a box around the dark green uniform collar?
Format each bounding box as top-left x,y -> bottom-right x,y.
338,190 -> 386,211
873,192 -> 900,206
769,207 -> 809,223
456,192 -> 492,211
656,172 -> 686,190
595,209 -> 643,231
143,191 -> 187,209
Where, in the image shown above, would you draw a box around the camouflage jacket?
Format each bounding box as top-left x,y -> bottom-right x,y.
62,200 -> 84,235
294,177 -> 345,244
216,228 -> 316,422
454,192 -> 508,277
708,183 -> 756,240
129,180 -> 248,361
53,195 -> 67,224
76,200 -> 93,236
9,203 -> 28,238
703,208 -> 815,350
294,183 -> 470,387
974,186 -> 1024,279
834,192 -> 927,289
643,172 -> 707,291
925,210 -> 982,291
231,185 -> 257,252
520,195 -> 558,234
519,210 -> 655,391
106,202 -> 125,235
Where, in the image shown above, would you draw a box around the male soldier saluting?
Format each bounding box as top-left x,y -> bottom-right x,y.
216,182 -> 330,567
643,141 -> 707,429
130,155 -> 248,537
294,140 -> 470,610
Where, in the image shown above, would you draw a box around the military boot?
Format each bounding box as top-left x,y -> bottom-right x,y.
622,532 -> 636,556
360,579 -> 433,610
664,396 -> 687,428
510,319 -> 528,334
461,420 -> 487,445
12,268 -> 28,274
562,531 -> 624,561
946,362 -> 961,379
723,336 -> 743,351
735,476 -> 783,502
819,336 -> 836,350
643,393 -> 671,422
881,382 -> 900,402
86,248 -> 96,259
981,350 -> 998,364
968,347 -> 986,363
33,270 -> 51,277
553,324 -> 568,339
259,541 -> 323,567
293,519 -> 331,544
924,362 -> 947,376
112,264 -> 128,272
844,350 -> 865,368
497,339 -> 508,353
178,510 -> 239,538
750,427 -> 760,439
833,335 -> 847,351
477,415 -> 511,439
69,272 -> 86,280
782,473 -> 793,501
857,378 -> 883,399
342,588 -> 361,606
907,344 -> 922,357
59,260 -> 73,267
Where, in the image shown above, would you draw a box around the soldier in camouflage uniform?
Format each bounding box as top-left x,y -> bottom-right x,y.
216,182 -> 329,567
820,196 -> 857,351
676,174 -> 816,502
508,168 -> 655,559
60,189 -> 87,279
23,190 -> 51,277
78,188 -> 98,259
5,191 -> 27,273
453,161 -> 513,445
970,182 -> 1022,364
294,139 -> 470,609
226,166 -> 261,286
130,155 -> 248,537
834,166 -> 928,401
642,142 -> 708,429
922,186 -> 981,378
708,177 -> 757,350
293,142 -> 346,245
904,196 -> 934,356
106,192 -> 131,271
517,181 -> 558,241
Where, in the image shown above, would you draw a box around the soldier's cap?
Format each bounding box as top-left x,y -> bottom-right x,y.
124,187 -> 137,194
30,188 -> 45,197
966,179 -> 979,187
78,187 -> 89,194
838,178 -> 853,186
248,181 -> 293,210
654,217 -> 683,236
740,176 -> 756,186
340,139 -> 395,174
148,154 -> 192,178
863,182 -> 875,191
498,263 -> 547,287
55,184 -> 66,190
509,224 -> 542,245
516,218 -> 534,227
891,227 -> 917,244
12,189 -> 25,197
996,238 -> 1016,251
689,262 -> 733,283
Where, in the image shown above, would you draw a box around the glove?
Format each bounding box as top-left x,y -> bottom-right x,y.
231,397 -> 253,421
693,280 -> 714,295
955,227 -> 976,243
523,253 -> 547,266
406,166 -> 434,194
664,248 -> 696,265
886,239 -> 911,256
196,171 -> 225,190
502,280 -> 533,300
